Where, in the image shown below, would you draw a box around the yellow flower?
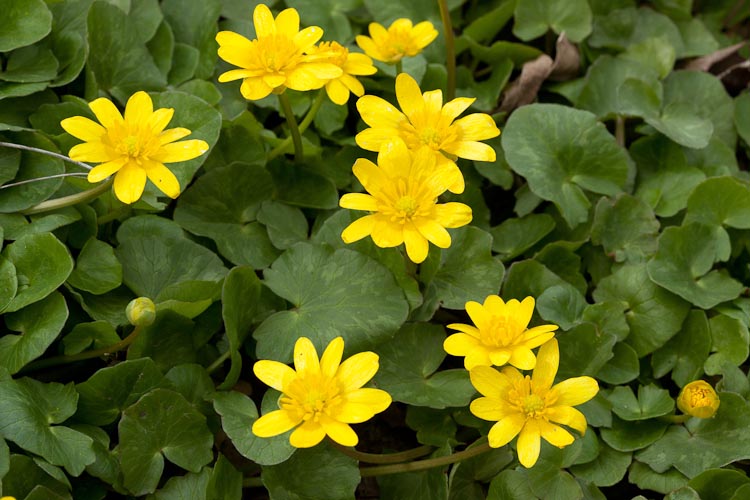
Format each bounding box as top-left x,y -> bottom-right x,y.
61,92 -> 208,204
356,73 -> 500,194
355,18 -> 438,64
306,41 -> 377,105
339,139 -> 472,264
677,380 -> 720,418
444,296 -> 557,370
125,297 -> 156,327
470,339 -> 599,468
216,4 -> 343,100
252,336 -> 391,448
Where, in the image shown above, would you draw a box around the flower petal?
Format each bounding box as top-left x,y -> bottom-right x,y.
341,214 -> 377,243
263,73 -> 287,89
466,300 -> 491,331
508,347 -> 536,371
469,365 -> 508,399
337,352 -> 379,391
446,323 -> 480,338
517,420 -> 541,468
396,73 -> 424,119
320,337 -> 344,378
148,108 -> 175,135
539,420 -> 575,448
442,140 -> 496,162
470,397 -> 514,422
411,21 -> 439,50
441,97 -> 475,121
339,193 -> 378,211
289,420 -> 327,448
294,26 -> 324,51
286,64 -> 341,91
343,388 -> 391,415
253,4 -> 276,38
216,31 -> 255,68
253,359 -> 297,392
351,157 -> 388,195
488,349 -> 511,367
142,159 -> 181,199
326,79 -> 350,105
252,409 -> 301,438
553,376 -> 599,407
355,35 -> 385,62
434,202 -> 473,228
413,218 -> 451,248
403,222 -> 429,263
61,116 -> 107,142
159,127 -> 192,146
113,162 -> 147,204
453,113 -> 500,141
151,139 -> 209,163
240,77 -> 273,100
319,414 -> 358,446
89,97 -> 123,129
124,91 -> 153,124
357,95 -> 406,129
532,339 -> 559,391
87,157 -> 127,183
294,337 -> 321,375
465,348 -> 492,370
487,413 -> 526,448
69,142 -> 113,163
339,74 -> 365,97
546,406 -> 588,435
218,68 -> 262,82
275,8 -> 300,38
370,218 -> 403,247
356,128 -> 403,153
443,332 -> 480,357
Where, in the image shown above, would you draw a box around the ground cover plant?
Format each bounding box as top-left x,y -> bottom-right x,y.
1,0 -> 750,498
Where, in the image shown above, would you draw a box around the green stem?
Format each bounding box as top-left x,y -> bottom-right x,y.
268,90 -> 325,161
243,477 -> 264,488
1,172 -> 89,189
97,205 -> 131,225
207,350 -> 232,374
615,116 -> 625,147
395,60 -> 403,75
21,178 -> 114,215
333,443 -> 434,464
21,324 -> 144,373
0,141 -> 92,171
359,439 -> 492,477
277,92 -> 304,163
658,414 -> 691,424
437,0 -> 456,101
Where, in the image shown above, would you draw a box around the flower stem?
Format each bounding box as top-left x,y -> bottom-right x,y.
359,439 -> 492,477
21,324 -> 144,373
333,443 -> 434,464
242,477 -> 264,488
0,141 -> 92,170
268,90 -> 325,161
658,414 -> 691,424
395,60 -> 403,75
1,172 -> 89,189
21,178 -> 114,215
207,350 -> 232,374
277,92 -> 304,163
615,116 -> 625,147
437,0 -> 456,101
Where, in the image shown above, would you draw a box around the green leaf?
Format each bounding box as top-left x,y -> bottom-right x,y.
647,222 -> 743,309
0,291 -> 67,374
620,36 -> 676,78
116,217 -> 227,298
218,266 -> 261,390
502,103 -> 631,227
167,43 -> 198,86
155,280 -> 221,319
173,164 -> 278,268
689,468 -> 750,500
161,0 -> 221,79
0,377 -> 95,475
628,461 -> 688,495
488,470 -> 536,500
2,232 -> 73,313
62,320 -> 120,355
448,446 -> 514,500
0,0 -> 53,52
66,238 -> 122,295
374,323 -> 474,409
608,384 -> 675,421
569,442 -> 631,487
212,390 -> 295,466
0,148 -> 21,186
254,243 -> 409,361
631,134 -> 705,217
119,388 -> 213,496
705,314 -> 750,376
0,44 -> 59,83
256,200 -> 310,250
406,407 -> 457,447
86,1 -> 166,100
536,285 -> 586,330
638,393 -> 750,478
75,358 -> 164,426
261,440 -> 359,500
589,7 -> 684,55
599,416 -> 669,452
286,0 -> 356,42
377,448 -> 449,500
419,226 -> 505,310
2,454 -> 72,500
652,310 -> 711,386
513,0 -> 592,42
736,92 -> 750,147
4,208 -> 81,241
591,194 -> 659,263
557,323 -> 617,379
593,263 -> 690,356
685,176 -> 750,229
207,454 -> 242,500
0,132 -> 65,212
267,158 -> 340,209
490,214 -> 555,261
153,468 -> 210,500
593,341 -> 640,385
127,311 -> 200,371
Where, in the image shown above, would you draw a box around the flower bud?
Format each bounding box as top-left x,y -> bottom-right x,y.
126,297 -> 156,326
677,380 -> 720,418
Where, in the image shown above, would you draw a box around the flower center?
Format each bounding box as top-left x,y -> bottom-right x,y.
688,387 -> 712,408
312,41 -> 348,67
483,314 -> 521,347
418,127 -> 442,148
522,394 -> 546,417
254,34 -> 301,72
115,134 -> 146,160
280,375 -> 343,422
394,195 -> 418,217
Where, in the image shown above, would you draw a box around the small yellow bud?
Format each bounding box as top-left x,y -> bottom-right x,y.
126,297 -> 156,326
677,380 -> 720,418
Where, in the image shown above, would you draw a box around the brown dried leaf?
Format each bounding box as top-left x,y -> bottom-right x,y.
683,42 -> 746,72
550,33 -> 581,81
500,54 -> 553,113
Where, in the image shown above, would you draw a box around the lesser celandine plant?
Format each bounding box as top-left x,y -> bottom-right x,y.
2,0 -> 749,498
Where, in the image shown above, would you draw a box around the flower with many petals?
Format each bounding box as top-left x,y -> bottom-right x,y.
355,18 -> 438,64
677,380 -> 720,418
252,336 -> 392,448
306,41 -> 376,105
444,296 -> 557,370
470,339 -> 599,468
61,91 -> 208,204
339,139 -> 472,263
216,4 -> 343,100
356,73 -> 500,193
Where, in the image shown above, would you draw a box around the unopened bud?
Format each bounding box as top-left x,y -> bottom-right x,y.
677,380 -> 720,419
126,297 -> 156,326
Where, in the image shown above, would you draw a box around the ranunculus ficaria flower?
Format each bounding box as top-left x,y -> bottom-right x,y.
355,18 -> 438,64
677,380 -> 720,419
